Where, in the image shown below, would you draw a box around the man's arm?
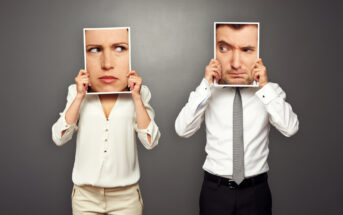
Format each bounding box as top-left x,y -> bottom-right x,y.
175,59 -> 221,138
252,59 -> 299,137
256,83 -> 299,137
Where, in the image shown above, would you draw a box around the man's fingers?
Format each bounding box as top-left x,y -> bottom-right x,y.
253,69 -> 261,81
214,72 -> 221,82
211,62 -> 220,68
253,58 -> 264,68
209,69 -> 221,80
210,70 -> 221,81
255,58 -> 262,64
211,58 -> 221,64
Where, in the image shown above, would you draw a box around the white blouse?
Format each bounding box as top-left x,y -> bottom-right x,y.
52,84 -> 160,187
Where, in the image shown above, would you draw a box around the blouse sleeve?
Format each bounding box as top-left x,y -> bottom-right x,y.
51,84 -> 79,146
134,85 -> 161,150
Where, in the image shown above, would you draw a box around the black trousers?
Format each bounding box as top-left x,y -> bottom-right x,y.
199,172 -> 272,215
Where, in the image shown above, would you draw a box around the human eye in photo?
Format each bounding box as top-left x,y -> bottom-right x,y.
87,47 -> 102,53
218,43 -> 231,53
113,44 -> 128,53
242,46 -> 255,54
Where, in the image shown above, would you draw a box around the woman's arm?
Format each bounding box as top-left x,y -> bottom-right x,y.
51,70 -> 90,146
64,70 -> 90,135
128,71 -> 160,149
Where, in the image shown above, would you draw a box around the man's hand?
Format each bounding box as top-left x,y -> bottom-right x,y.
252,58 -> 268,88
127,70 -> 142,101
205,59 -> 221,85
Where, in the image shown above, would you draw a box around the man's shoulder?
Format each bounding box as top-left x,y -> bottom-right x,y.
267,82 -> 280,89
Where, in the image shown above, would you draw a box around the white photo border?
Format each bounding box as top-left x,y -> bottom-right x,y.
213,22 -> 260,88
83,27 -> 132,94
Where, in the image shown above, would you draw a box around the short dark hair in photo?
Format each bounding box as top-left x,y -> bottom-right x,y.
216,23 -> 257,29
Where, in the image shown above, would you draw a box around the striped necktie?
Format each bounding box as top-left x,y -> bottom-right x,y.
232,88 -> 244,185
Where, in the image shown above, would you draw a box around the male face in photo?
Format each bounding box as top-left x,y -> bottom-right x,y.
216,24 -> 258,85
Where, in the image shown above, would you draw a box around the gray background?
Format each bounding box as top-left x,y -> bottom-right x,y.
0,0 -> 342,214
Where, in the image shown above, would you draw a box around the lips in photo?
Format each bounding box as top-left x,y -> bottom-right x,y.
228,71 -> 246,78
99,75 -> 118,84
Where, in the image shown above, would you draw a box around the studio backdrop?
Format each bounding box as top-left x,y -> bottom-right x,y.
0,0 -> 342,214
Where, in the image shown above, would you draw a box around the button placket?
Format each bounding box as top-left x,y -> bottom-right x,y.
104,118 -> 110,153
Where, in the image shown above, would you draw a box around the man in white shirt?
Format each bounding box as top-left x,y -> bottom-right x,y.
175,24 -> 299,215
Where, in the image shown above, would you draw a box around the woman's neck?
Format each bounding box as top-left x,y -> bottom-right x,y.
99,94 -> 118,119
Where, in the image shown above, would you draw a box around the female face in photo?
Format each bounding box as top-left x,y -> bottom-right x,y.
85,28 -> 130,92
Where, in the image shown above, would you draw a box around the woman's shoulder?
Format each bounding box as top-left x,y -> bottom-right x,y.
66,84 -> 77,99
140,85 -> 152,102
67,84 -> 77,94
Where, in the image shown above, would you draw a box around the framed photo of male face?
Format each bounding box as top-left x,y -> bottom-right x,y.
214,22 -> 260,88
83,27 -> 132,94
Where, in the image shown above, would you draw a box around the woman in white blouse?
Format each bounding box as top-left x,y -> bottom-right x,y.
52,28 -> 160,215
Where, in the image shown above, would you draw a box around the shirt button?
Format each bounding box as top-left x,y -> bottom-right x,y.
262,95 -> 265,98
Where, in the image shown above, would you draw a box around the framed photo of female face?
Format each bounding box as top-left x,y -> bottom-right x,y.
214,22 -> 260,88
83,27 -> 132,94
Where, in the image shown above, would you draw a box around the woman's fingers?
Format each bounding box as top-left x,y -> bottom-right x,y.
127,70 -> 138,77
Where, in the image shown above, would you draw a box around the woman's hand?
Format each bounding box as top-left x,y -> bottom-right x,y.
64,70 -> 90,131
127,70 -> 142,101
75,69 -> 91,100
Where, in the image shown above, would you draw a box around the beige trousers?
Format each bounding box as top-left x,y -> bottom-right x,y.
71,183 -> 143,215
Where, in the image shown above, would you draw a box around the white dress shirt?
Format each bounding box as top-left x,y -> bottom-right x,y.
175,79 -> 299,178
52,84 -> 160,187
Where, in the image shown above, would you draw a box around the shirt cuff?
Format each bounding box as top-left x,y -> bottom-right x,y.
255,83 -> 278,105
58,114 -> 77,137
135,120 -> 160,149
135,120 -> 154,136
196,79 -> 212,109
201,78 -> 213,92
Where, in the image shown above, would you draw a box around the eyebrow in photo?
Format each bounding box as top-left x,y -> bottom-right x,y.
217,40 -> 256,51
86,42 -> 129,48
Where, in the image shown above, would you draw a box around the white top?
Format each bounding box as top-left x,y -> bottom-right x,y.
175,79 -> 299,178
52,84 -> 160,187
